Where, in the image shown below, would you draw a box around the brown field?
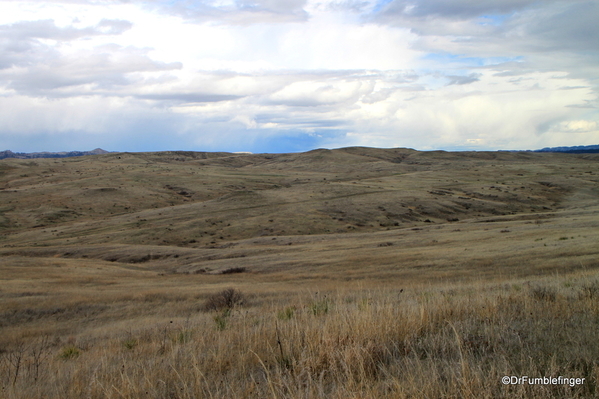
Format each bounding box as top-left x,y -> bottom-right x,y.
1,147 -> 599,398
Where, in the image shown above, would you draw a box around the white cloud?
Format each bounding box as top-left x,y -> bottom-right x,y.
0,0 -> 597,153
267,79 -> 373,107
553,120 -> 598,134
323,71 -> 598,150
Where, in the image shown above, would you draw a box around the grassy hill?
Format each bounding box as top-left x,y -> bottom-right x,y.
1,147 -> 599,398
2,147 -> 598,272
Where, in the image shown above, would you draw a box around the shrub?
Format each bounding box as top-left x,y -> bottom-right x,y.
203,288 -> 244,312
277,306 -> 296,320
213,311 -> 230,331
529,285 -> 557,302
309,299 -> 330,316
59,346 -> 80,360
220,267 -> 246,274
175,330 -> 193,344
580,281 -> 599,300
122,338 -> 138,350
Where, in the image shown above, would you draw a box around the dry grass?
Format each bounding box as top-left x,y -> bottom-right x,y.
2,148 -> 599,397
2,270 -> 599,398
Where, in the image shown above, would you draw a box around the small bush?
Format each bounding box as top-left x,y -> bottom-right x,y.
580,281 -> 599,300
277,306 -> 296,320
175,330 -> 193,344
529,285 -> 557,302
122,338 -> 138,350
59,346 -> 80,360
221,267 -> 246,274
203,288 -> 244,312
213,311 -> 230,331
309,299 -> 330,316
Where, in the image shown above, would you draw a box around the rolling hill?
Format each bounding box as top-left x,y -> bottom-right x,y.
1,147 -> 598,277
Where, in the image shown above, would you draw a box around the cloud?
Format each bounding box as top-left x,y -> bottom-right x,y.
2,66 -> 597,152
266,79 -> 373,107
0,18 -> 181,97
135,92 -> 243,103
136,0 -> 310,24
0,0 -> 597,153
0,18 -> 131,42
0,18 -> 134,71
236,0 -> 307,14
0,92 -> 328,153
514,1 -> 599,53
95,18 -> 134,34
1,44 -> 182,96
372,0 -> 599,64
553,120 -> 598,134
375,0 -> 540,19
446,73 -> 481,85
322,70 -> 598,150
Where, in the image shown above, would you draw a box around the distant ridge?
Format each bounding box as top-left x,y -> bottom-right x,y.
532,144 -> 599,154
2,145 -> 598,160
0,148 -> 109,160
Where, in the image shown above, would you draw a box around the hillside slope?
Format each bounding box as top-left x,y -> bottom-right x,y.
1,147 -> 599,275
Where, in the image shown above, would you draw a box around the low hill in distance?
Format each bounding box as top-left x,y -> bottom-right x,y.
1,144 -> 597,161
532,144 -> 599,153
0,148 -> 109,160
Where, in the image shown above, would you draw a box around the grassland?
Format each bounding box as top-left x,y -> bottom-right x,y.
1,147 -> 599,398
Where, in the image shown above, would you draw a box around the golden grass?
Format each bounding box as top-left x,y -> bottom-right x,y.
2,148 -> 599,397
2,268 -> 599,398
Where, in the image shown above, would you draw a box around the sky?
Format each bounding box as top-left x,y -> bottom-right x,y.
0,0 -> 598,153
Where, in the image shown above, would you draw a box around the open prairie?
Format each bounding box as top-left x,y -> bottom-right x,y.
1,147 -> 599,398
